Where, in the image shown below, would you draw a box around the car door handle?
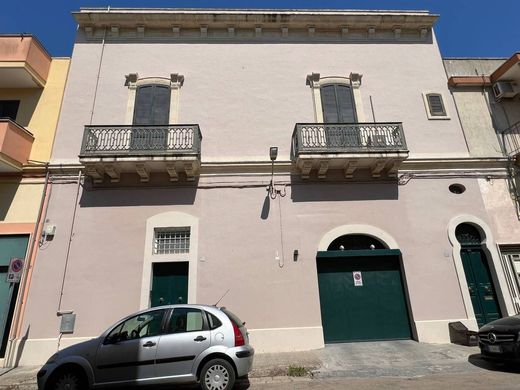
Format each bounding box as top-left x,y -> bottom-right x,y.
143,341 -> 156,347
194,336 -> 207,342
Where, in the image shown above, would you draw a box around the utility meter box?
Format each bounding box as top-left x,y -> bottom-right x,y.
60,313 -> 76,334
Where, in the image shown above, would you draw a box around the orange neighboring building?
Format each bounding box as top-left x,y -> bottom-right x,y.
0,35 -> 69,367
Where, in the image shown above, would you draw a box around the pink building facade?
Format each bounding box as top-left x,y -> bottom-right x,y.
12,9 -> 519,365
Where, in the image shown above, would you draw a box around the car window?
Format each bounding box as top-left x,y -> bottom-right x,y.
206,312 -> 222,330
106,310 -> 165,343
167,308 -> 204,333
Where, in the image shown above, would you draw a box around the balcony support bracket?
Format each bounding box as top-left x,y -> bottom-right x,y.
318,160 -> 329,179
387,162 -> 400,178
344,161 -> 358,178
184,162 -> 196,181
166,164 -> 179,182
136,164 -> 149,182
85,165 -> 104,184
105,164 -> 120,183
371,160 -> 386,178
301,161 -> 313,179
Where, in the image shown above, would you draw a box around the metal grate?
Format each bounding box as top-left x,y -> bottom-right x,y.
154,228 -> 190,254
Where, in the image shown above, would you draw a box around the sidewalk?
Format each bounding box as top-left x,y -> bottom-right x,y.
0,341 -> 482,389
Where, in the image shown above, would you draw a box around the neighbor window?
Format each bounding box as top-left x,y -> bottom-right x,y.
501,248 -> 520,290
0,100 -> 20,121
154,227 -> 191,254
320,84 -> 357,123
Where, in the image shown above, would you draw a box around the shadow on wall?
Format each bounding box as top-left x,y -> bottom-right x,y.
0,180 -> 21,220
13,325 -> 30,367
79,181 -> 197,207
290,175 -> 399,202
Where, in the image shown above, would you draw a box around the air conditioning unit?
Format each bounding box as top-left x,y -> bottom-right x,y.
493,81 -> 519,99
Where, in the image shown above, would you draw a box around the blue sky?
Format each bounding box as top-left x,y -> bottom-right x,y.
1,0 -> 518,58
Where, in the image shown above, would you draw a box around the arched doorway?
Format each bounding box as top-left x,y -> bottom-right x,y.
456,223 -> 501,327
316,234 -> 411,343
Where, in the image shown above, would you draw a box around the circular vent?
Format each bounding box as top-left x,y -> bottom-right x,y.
449,184 -> 466,194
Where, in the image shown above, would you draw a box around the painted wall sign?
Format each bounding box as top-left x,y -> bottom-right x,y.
7,257 -> 24,283
353,271 -> 363,286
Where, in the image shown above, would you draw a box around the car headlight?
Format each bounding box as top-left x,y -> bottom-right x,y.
46,353 -> 58,364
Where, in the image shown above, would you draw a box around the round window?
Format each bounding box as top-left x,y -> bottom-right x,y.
449,184 -> 466,194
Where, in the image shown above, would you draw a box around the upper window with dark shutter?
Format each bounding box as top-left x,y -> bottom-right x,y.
320,84 -> 357,123
426,93 -> 446,117
133,84 -> 171,125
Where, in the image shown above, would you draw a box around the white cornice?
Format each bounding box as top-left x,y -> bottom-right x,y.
73,8 -> 438,34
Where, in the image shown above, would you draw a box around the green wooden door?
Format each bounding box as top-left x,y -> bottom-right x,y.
151,262 -> 188,307
317,252 -> 411,343
0,235 -> 29,357
460,248 -> 501,327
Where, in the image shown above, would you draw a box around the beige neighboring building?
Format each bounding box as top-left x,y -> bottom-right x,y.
445,53 -> 520,312
15,9 -> 519,366
0,35 -> 70,366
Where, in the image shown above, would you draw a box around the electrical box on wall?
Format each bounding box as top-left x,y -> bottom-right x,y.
59,313 -> 76,334
44,225 -> 57,236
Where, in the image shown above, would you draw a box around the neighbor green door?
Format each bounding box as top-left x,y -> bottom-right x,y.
0,235 -> 29,357
460,248 -> 501,327
317,251 -> 411,343
151,262 -> 188,307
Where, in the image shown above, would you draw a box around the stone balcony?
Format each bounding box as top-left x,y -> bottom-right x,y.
0,119 -> 34,172
291,122 -> 409,179
0,35 -> 51,88
79,125 -> 202,183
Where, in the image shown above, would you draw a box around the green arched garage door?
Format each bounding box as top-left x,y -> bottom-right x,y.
317,250 -> 412,343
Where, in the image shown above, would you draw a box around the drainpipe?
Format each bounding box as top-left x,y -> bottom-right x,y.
5,167 -> 51,367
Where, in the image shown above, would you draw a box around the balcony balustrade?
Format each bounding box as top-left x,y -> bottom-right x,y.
79,125 -> 202,183
0,119 -> 34,172
292,122 -> 409,179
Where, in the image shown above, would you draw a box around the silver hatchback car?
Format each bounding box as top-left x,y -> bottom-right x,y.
37,304 -> 254,390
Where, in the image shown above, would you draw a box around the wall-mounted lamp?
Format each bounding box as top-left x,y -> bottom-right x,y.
270,146 -> 278,161
293,249 -> 299,262
267,146 -> 286,199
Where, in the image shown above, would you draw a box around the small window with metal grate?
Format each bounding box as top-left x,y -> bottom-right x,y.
154,227 -> 190,254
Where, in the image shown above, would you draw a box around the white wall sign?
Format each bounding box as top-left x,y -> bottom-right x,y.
353,271 -> 363,286
7,258 -> 24,283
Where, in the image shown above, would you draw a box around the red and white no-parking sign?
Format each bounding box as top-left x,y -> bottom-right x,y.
7,258 -> 24,283
353,271 -> 363,287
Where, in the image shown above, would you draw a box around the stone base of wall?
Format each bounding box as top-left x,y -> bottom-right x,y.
6,320 -> 479,366
248,326 -> 325,353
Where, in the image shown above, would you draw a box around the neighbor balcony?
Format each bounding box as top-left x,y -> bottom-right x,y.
502,121 -> 520,163
0,119 -> 34,172
0,35 -> 51,88
292,123 -> 409,179
79,125 -> 202,183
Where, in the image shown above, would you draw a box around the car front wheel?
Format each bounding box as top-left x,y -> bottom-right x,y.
200,358 -> 235,390
49,369 -> 87,390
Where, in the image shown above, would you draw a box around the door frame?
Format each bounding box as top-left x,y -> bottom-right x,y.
448,215 -> 516,329
140,212 -> 199,310
316,224 -> 417,341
